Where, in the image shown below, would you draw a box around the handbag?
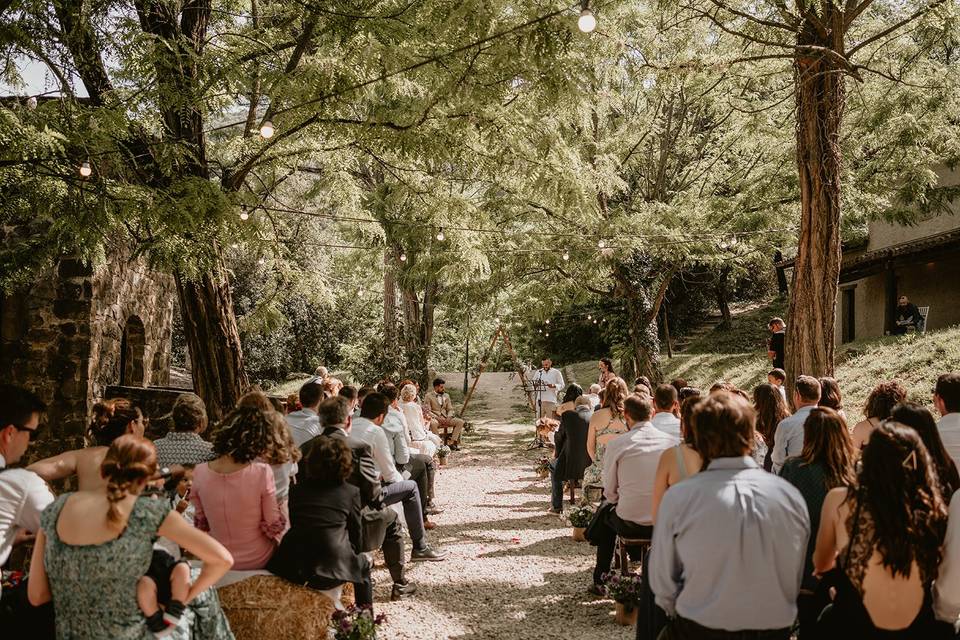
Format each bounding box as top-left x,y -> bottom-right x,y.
584,501 -> 615,545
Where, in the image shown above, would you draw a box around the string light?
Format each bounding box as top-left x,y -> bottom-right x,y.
598,238 -> 605,249
257,257 -> 265,265
545,319 -> 550,325
79,161 -> 92,178
259,120 -> 275,139
436,227 -> 445,242
26,96 -> 37,110
230,243 -> 239,249
578,1 -> 597,33
239,211 -> 250,221
562,248 -> 570,261
587,314 -> 592,320
593,319 -> 598,324
545,332 -> 550,337
399,252 -> 407,262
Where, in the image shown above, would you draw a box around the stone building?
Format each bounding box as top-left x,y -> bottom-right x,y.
0,251 -> 176,451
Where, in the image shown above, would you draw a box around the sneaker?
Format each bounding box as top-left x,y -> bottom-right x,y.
411,547 -> 447,562
390,581 -> 418,601
146,611 -> 175,638
162,600 -> 185,627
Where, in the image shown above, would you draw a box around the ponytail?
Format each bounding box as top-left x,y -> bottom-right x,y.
99,435 -> 157,528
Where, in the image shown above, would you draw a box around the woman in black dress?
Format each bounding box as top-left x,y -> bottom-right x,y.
268,436 -> 373,608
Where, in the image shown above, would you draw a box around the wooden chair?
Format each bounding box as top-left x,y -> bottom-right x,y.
614,535 -> 651,575
918,306 -> 930,334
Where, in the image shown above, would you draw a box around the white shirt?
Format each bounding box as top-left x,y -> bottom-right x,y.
585,393 -> 601,409
772,405 -> 816,473
0,454 -> 55,590
350,417 -> 403,484
383,407 -> 411,465
285,407 -> 322,448
602,422 -> 678,524
533,367 -> 565,404
939,414 -> 960,471
935,489 -> 960,623
651,412 -> 681,439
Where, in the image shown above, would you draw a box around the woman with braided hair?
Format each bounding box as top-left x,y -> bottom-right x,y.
29,398 -> 147,491
27,435 -> 233,639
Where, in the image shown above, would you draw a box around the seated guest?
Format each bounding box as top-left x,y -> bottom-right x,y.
768,368 -> 788,401
269,437 -> 374,610
0,385 -> 54,632
818,377 -> 845,420
28,435 -> 233,638
651,384 -> 681,438
634,376 -> 652,395
779,408 -> 856,637
424,379 -> 465,450
677,386 -> 700,403
650,392 -> 809,639
651,396 -> 704,524
772,375 -> 821,473
813,423 -> 949,637
585,384 -> 602,410
850,380 -> 908,449
351,392 -> 445,561
354,386 -> 374,418
286,381 -> 325,447
324,377 -> 344,398
583,378 -> 630,488
380,383 -> 439,524
548,396 -> 592,514
934,373 -> 960,468
339,385 -> 360,415
754,383 -> 791,472
304,396 -> 416,600
400,384 -> 442,458
153,393 -> 215,467
891,402 -> 960,500
588,395 -> 676,593
670,378 -> 687,396
191,394 -> 293,569
556,384 -> 583,417
893,295 -> 923,335
29,398 -> 146,491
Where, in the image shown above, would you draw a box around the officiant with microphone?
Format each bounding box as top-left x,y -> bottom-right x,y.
534,358 -> 565,420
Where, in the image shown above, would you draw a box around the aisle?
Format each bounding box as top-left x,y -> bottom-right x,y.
373,372 -> 634,640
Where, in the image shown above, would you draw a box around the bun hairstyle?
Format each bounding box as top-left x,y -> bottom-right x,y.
100,435 -> 157,528
89,399 -> 143,447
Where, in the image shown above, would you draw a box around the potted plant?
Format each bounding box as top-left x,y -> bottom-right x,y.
535,457 -> 551,479
567,504 -> 593,541
436,444 -> 451,466
602,572 -> 642,626
331,605 -> 386,639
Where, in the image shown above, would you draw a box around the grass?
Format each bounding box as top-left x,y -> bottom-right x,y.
681,298 -> 789,354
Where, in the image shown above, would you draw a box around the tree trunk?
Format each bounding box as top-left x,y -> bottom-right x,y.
174,262 -> 249,421
786,18 -> 845,396
400,282 -> 437,388
627,296 -> 662,383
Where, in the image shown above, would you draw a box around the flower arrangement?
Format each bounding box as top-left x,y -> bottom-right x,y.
535,457 -> 551,477
331,605 -> 386,640
567,504 -> 594,528
602,571 -> 643,605
437,444 -> 451,458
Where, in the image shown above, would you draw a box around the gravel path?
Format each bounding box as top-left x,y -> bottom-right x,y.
372,372 -> 634,640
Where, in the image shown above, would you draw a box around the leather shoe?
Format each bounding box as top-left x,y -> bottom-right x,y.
390,581 -> 418,601
450,444 -> 461,451
423,519 -> 437,530
411,547 -> 447,562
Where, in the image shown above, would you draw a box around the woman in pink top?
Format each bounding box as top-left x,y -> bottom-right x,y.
191,391 -> 300,570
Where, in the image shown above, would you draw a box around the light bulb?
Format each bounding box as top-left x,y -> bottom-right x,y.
26,96 -> 37,110
545,332 -> 550,337
562,248 -> 570,261
257,258 -> 265,266
239,211 -> 249,221
436,228 -> 445,241
587,314 -> 592,320
79,162 -> 92,178
545,319 -> 550,325
400,252 -> 407,262
259,120 -> 275,139
593,319 -> 598,324
230,243 -> 238,249
578,8 -> 597,33
538,329 -> 543,334
598,238 -> 605,249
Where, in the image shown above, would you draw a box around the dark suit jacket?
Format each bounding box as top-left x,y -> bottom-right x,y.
769,332 -> 785,369
554,408 -> 591,482
268,480 -> 368,584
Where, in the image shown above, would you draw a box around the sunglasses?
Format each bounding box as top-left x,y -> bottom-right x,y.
12,424 -> 41,442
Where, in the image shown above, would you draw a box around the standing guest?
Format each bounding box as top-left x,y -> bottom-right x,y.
400,384 -> 441,458
285,381 -> 325,447
548,396 -> 592,514
818,377 -> 845,420
424,379 -> 465,450
893,295 -> 924,335
598,358 -> 617,388
771,375 -> 821,473
379,383 -> 439,524
651,384 -> 681,438
891,403 -> 960,500
269,437 -> 375,611
650,392 -> 809,639
651,396 -> 704,524
350,393 -> 446,561
585,384 -> 603,410
29,398 -> 146,491
191,395 -> 292,569
28,435 -> 233,638
754,383 -> 791,472
767,317 -> 786,370
0,384 -> 54,627
532,359 -> 565,420
768,368 -> 788,401
583,378 -> 630,488
338,385 -> 360,415
589,395 -> 676,593
850,380 -> 908,449
153,393 -> 215,468
813,423 -> 950,637
779,408 -> 856,637
934,373 -> 960,468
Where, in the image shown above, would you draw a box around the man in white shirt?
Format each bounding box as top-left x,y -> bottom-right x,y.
935,487 -> 960,623
284,381 -> 324,448
0,385 -> 55,608
771,376 -> 821,473
589,395 -> 677,591
935,373 -> 960,469
533,358 -> 565,420
651,384 -> 681,439
350,392 -> 445,562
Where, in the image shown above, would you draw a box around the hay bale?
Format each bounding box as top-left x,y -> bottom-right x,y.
218,576 -> 354,640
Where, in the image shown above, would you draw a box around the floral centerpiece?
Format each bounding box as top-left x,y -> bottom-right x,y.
567,504 -> 593,541
331,605 -> 386,640
602,572 -> 643,626
534,457 -> 551,478
436,444 -> 452,465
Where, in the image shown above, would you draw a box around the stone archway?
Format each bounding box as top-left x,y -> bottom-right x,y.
120,315 -> 146,387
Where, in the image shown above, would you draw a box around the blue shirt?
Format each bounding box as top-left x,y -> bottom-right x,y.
650,456 -> 810,631
771,405 -> 815,473
383,407 -> 411,465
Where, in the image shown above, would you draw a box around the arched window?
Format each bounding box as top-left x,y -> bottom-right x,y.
119,316 -> 146,387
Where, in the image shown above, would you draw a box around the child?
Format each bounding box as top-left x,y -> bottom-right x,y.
768,368 -> 787,402
137,468 -> 194,637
